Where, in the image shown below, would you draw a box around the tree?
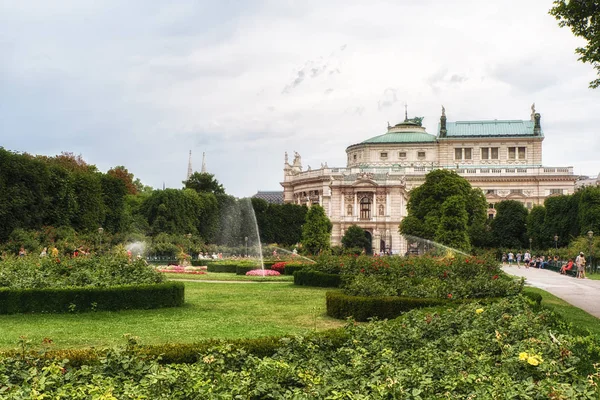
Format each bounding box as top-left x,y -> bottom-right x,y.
183,172 -> 225,195
490,200 -> 528,249
577,186 -> 600,235
550,0 -> 600,88
527,205 -> 549,249
341,225 -> 371,253
107,166 -> 137,195
399,170 -> 488,247
435,195 -> 471,252
301,205 -> 332,254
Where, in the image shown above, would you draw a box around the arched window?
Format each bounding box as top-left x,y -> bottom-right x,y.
360,197 -> 371,220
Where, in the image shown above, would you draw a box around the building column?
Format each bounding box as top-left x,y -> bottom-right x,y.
372,194 -> 377,222
354,193 -> 358,219
386,192 -> 391,216
340,191 -> 345,218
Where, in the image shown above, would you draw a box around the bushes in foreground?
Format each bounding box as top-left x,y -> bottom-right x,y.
2,298 -> 600,398
0,282 -> 184,314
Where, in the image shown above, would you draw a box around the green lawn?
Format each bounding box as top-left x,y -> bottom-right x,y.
164,272 -> 294,282
0,282 -> 342,351
523,287 -> 600,336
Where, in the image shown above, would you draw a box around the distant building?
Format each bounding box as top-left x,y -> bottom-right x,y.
281,106 -> 577,255
576,174 -> 600,190
252,191 -> 284,204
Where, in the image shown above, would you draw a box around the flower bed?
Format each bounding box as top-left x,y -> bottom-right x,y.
245,269 -> 281,276
156,265 -> 207,275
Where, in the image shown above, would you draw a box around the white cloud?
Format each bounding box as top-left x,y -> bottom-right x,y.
1,0 -> 599,196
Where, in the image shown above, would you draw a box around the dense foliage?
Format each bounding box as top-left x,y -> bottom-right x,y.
341,224 -> 371,254
550,0 -> 600,88
400,170 -> 487,249
301,205 -> 332,255
0,255 -> 164,289
490,200 -> 528,248
252,198 -> 307,246
2,297 -> 600,398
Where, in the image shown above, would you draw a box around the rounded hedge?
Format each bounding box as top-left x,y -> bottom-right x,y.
293,270 -> 342,287
0,282 -> 185,314
326,291 -> 462,321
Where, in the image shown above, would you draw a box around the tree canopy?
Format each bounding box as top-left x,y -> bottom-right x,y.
490,200 -> 528,249
550,0 -> 600,88
341,225 -> 371,253
183,172 -> 225,195
399,170 -> 487,248
301,205 -> 332,254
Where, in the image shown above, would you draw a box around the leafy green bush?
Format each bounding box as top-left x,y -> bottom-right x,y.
0,254 -> 164,289
0,282 -> 184,314
293,270 -> 341,287
2,298 -> 600,398
283,262 -> 308,275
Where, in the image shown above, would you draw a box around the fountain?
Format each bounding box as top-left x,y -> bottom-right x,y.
402,234 -> 469,257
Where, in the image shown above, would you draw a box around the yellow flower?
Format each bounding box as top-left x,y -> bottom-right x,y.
527,356 -> 541,366
519,352 -> 528,361
476,308 -> 484,314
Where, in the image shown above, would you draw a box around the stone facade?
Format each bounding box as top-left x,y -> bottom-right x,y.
281,108 -> 576,254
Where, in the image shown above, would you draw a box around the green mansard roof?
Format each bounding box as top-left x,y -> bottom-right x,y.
360,131 -> 437,144
439,120 -> 543,138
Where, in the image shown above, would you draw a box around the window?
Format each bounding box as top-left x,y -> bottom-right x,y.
417,151 -> 425,159
454,148 -> 472,160
481,147 -> 499,160
526,202 -> 533,209
488,213 -> 494,220
360,197 -> 371,219
550,189 -> 563,195
398,152 -> 406,158
486,189 -> 496,195
380,152 -> 388,159
353,154 -> 357,161
488,203 -> 495,209
346,204 -> 353,216
508,147 -> 526,160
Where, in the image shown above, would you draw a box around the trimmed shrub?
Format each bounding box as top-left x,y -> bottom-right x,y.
0,282 -> 184,314
293,270 -> 341,287
207,264 -> 238,273
326,291 -> 457,321
284,264 -> 307,275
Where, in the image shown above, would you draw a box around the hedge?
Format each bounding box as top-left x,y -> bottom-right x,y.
0,282 -> 185,314
284,264 -> 307,275
293,270 -> 342,287
326,291 -> 470,322
207,264 -> 238,273
5,328 -> 350,367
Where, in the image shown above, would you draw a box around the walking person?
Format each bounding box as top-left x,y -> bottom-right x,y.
508,251 -> 514,266
576,252 -> 587,279
516,252 -> 522,268
501,253 -> 507,266
524,251 -> 531,269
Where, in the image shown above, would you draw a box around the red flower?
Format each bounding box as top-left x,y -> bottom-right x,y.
447,293 -> 453,299
360,268 -> 365,273
492,275 -> 499,280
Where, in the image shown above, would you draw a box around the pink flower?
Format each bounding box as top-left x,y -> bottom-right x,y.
246,269 -> 281,276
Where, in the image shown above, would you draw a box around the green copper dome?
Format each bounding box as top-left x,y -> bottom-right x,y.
361,131 -> 437,144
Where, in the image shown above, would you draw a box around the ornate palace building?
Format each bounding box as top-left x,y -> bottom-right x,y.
281,106 -> 576,255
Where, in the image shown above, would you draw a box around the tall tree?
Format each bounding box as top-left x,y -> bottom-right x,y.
341,225 -> 371,253
527,205 -> 549,249
435,195 -> 471,252
400,170 -> 487,247
550,0 -> 600,88
301,205 -> 332,254
107,166 -> 138,195
490,200 -> 528,249
183,172 -> 225,195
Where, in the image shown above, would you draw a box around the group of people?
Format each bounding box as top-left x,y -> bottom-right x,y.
502,251 -> 555,269
502,250 -> 589,279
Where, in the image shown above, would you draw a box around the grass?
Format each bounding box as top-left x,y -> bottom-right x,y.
523,287 -> 600,336
0,282 -> 342,351
164,272 -> 294,282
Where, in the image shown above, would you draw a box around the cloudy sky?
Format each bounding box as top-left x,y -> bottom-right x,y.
1,0 -> 598,197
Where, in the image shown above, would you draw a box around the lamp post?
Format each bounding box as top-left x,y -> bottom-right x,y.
529,238 -> 532,252
554,234 -> 558,250
588,230 -> 594,273
98,227 -> 104,252
244,236 -> 248,258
